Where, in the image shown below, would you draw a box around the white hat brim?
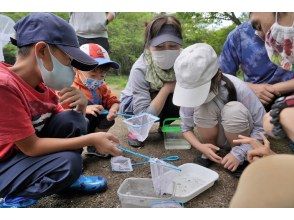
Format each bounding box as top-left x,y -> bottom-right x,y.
173,81 -> 211,107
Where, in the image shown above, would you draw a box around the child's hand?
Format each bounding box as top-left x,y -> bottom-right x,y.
233,134 -> 274,163
59,87 -> 88,113
90,132 -> 122,156
221,153 -> 240,172
107,109 -> 117,121
201,143 -> 222,164
86,105 -> 104,117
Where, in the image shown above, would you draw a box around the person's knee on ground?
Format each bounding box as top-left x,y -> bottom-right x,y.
230,154 -> 294,207
221,101 -> 253,148
195,101 -> 220,145
8,151 -> 83,199
49,151 -> 83,194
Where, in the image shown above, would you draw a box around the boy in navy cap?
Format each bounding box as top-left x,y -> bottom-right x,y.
0,13 -> 122,208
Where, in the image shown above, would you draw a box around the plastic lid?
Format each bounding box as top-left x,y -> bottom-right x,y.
161,124 -> 181,133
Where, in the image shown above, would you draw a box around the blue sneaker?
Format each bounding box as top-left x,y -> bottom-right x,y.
68,175 -> 107,193
0,196 -> 37,208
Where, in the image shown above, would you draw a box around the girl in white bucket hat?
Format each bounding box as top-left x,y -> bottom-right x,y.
173,43 -> 266,178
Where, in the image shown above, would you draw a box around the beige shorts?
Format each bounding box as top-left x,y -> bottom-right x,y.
194,101 -> 253,148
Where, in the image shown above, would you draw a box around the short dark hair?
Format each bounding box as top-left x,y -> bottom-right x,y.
17,45 -> 34,57
17,43 -> 57,57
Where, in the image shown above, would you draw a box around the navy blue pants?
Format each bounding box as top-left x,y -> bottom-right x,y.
0,110 -> 88,199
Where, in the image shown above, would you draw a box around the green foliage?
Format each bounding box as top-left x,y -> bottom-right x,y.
177,12 -> 237,54
108,12 -> 154,75
3,44 -> 17,64
1,12 -> 245,75
105,74 -> 128,91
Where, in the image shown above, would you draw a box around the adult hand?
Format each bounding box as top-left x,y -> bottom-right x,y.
249,83 -> 280,105
200,143 -> 222,164
107,108 -> 117,121
58,87 -> 88,113
162,81 -> 176,94
221,153 -> 240,172
233,134 -> 275,163
91,132 -> 122,156
86,105 -> 104,117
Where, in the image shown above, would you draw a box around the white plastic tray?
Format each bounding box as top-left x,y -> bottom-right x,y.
117,163 -> 219,207
172,163 -> 219,203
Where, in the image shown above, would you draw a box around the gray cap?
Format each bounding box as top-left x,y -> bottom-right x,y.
149,24 -> 182,46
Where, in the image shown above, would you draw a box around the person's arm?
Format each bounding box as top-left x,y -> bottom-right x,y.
180,107 -> 222,163
107,103 -> 119,121
273,79 -> 294,95
130,62 -> 172,116
149,82 -> 175,115
264,107 -> 294,141
246,82 -> 278,105
106,12 -> 116,25
218,28 -> 241,76
15,132 -> 121,157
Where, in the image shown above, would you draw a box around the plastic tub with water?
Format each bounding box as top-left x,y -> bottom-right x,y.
117,178 -> 173,208
117,163 -> 219,207
161,118 -> 191,150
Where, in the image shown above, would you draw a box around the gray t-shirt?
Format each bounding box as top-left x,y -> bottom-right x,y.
69,12 -> 110,38
120,54 -> 157,115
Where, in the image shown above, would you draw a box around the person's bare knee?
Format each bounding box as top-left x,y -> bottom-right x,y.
197,125 -> 219,145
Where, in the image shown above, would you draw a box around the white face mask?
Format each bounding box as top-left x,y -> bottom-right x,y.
151,49 -> 181,70
265,13 -> 294,71
36,46 -> 75,90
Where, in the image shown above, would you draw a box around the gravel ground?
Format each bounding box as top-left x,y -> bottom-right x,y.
34,118 -> 291,208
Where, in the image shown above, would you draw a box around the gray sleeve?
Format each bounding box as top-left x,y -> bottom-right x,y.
130,64 -> 157,116
180,107 -> 195,132
229,75 -> 266,163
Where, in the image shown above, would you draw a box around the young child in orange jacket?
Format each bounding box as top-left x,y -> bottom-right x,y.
72,43 -> 120,156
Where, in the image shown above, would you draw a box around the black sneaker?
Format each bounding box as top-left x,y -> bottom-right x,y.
230,161 -> 249,178
193,155 -> 213,168
85,146 -> 111,158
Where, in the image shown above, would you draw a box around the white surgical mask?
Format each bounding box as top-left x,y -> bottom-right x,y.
36,46 -> 75,90
265,13 -> 294,71
151,49 -> 181,70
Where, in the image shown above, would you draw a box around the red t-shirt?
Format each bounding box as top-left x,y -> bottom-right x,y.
0,62 -> 63,160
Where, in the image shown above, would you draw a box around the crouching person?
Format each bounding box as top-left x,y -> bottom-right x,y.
72,43 -> 120,157
172,43 -> 266,178
0,13 -> 122,208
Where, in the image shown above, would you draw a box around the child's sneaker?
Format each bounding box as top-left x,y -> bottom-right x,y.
84,146 -> 111,158
68,175 -> 107,193
127,132 -> 144,148
0,196 -> 37,208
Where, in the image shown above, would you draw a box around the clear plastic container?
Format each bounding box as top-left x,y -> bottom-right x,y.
117,178 -> 173,208
161,118 -> 191,150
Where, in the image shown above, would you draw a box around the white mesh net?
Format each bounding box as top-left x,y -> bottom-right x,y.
123,113 -> 159,142
111,156 -> 133,172
150,158 -> 180,196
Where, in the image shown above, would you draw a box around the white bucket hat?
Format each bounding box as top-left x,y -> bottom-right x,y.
172,43 -> 219,107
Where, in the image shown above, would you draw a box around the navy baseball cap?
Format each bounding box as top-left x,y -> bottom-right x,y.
150,24 -> 183,47
11,12 -> 98,71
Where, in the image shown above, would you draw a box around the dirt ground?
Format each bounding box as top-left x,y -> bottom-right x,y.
34,117 -> 291,208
